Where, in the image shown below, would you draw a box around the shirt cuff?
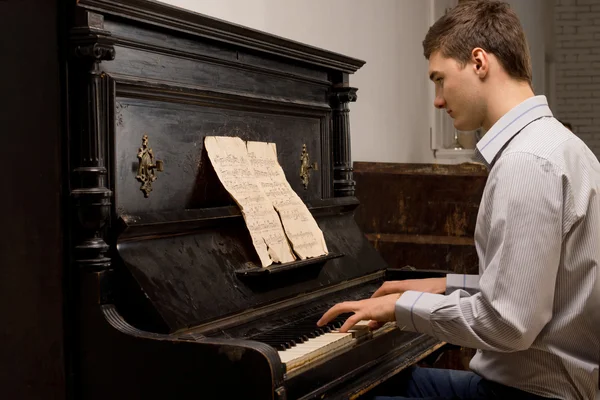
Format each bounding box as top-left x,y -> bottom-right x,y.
446,273 -> 480,295
395,290 -> 445,336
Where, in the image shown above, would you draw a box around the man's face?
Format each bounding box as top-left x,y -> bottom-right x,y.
428,51 -> 484,131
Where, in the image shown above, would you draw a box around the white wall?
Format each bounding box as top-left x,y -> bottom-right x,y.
155,0 -> 555,164
157,0 -> 435,164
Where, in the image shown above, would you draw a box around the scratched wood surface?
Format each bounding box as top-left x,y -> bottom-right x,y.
354,161 -> 488,274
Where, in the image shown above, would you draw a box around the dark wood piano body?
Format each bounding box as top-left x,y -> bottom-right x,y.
65,1 -> 444,399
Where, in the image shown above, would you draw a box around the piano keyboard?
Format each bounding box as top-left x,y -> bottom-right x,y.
249,313 -> 372,370
277,321 -> 370,370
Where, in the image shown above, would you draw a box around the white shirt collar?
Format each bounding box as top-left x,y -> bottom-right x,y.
476,95 -> 553,165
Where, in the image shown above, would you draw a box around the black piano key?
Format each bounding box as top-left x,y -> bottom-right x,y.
258,338 -> 285,346
254,334 -> 292,343
271,331 -> 306,343
258,333 -> 299,343
272,327 -> 307,335
254,334 -> 301,349
332,314 -> 351,323
282,327 -> 313,337
250,311 -> 359,352
262,341 -> 288,351
281,322 -> 316,333
256,330 -> 313,348
257,340 -> 294,350
256,332 -> 292,338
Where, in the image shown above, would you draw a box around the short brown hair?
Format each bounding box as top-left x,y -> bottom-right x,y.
423,0 -> 532,84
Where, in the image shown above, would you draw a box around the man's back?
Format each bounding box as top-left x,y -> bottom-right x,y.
472,116 -> 600,399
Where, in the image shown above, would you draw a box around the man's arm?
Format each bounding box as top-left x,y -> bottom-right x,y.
370,274 -> 480,298
396,153 -> 564,352
445,274 -> 480,296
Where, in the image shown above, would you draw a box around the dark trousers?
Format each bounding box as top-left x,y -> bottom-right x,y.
368,366 -> 558,400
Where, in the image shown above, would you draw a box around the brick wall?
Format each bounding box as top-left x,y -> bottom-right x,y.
554,0 -> 600,156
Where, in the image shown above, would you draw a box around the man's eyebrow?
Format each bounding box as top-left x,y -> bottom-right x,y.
429,71 -> 439,81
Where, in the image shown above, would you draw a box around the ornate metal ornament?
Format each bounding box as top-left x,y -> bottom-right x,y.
136,134 -> 164,197
300,144 -> 318,190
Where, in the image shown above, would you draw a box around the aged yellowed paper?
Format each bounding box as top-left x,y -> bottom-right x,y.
204,136 -> 296,267
246,141 -> 328,259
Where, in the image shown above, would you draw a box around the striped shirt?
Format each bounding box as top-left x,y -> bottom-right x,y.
395,95 -> 600,399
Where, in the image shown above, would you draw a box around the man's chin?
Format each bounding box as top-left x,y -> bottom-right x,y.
453,120 -> 480,132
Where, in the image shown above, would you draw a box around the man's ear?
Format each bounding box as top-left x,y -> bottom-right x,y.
471,48 -> 489,79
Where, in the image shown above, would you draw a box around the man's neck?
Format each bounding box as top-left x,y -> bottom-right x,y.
482,81 -> 535,131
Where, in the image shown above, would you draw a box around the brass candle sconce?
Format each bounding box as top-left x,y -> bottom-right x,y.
300,144 -> 318,190
136,134 -> 164,197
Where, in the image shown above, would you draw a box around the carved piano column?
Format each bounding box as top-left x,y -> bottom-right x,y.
69,11 -> 115,280
330,85 -> 358,197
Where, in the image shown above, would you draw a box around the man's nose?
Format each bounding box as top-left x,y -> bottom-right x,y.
434,96 -> 445,109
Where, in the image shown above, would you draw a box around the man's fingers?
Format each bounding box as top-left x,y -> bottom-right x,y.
372,281 -> 407,298
371,287 -> 387,298
367,320 -> 383,330
339,313 -> 363,333
317,302 -> 356,326
371,282 -> 390,298
372,284 -> 395,298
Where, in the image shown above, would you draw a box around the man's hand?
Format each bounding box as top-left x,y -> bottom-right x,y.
371,277 -> 446,298
316,293 -> 401,333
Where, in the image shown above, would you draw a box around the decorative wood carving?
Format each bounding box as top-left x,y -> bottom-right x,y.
330,83 -> 358,197
69,10 -> 115,272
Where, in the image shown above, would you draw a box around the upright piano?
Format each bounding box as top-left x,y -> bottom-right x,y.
65,1 -> 445,398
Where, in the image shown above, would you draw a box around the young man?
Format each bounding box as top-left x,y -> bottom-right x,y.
318,1 -> 600,399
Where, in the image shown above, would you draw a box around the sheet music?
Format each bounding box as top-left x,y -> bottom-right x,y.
204,136 -> 296,267
247,141 -> 328,259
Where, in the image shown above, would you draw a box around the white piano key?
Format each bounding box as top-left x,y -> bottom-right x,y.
277,320 -> 373,369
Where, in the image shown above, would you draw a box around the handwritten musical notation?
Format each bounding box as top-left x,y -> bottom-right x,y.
204,136 -> 296,267
246,141 -> 328,260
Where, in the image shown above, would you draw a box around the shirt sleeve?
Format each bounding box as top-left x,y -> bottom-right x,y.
446,274 -> 480,296
395,153 -> 564,352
